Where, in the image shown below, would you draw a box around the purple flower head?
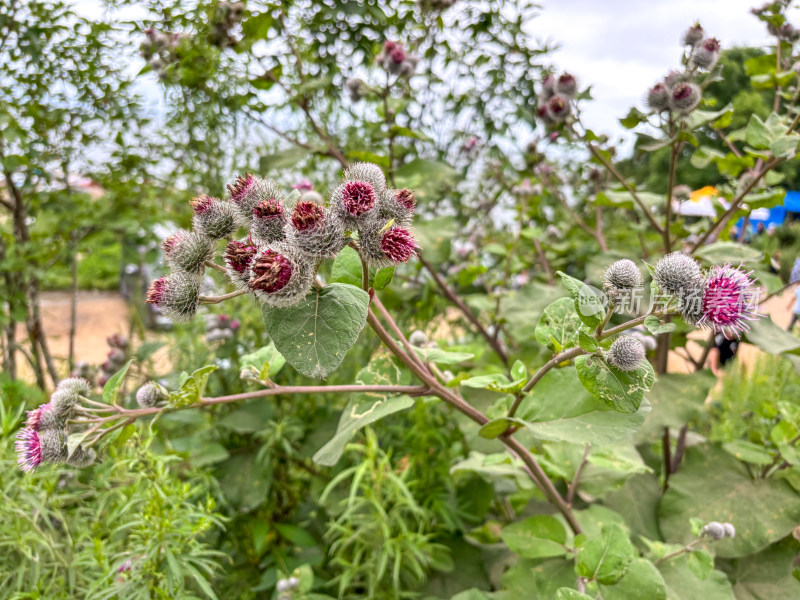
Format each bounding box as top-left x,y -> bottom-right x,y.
699,264 -> 761,338
190,194 -> 215,215
381,227 -> 419,264
341,181 -> 376,217
291,200 -> 325,232
395,188 -> 416,211
25,403 -> 53,431
227,174 -> 254,205
253,198 -> 284,220
224,239 -> 259,274
15,428 -> 42,472
292,179 -> 314,192
146,276 -> 169,305
161,231 -> 187,256
249,249 -> 293,294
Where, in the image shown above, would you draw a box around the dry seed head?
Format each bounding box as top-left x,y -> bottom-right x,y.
654,252 -> 703,295
606,335 -> 646,372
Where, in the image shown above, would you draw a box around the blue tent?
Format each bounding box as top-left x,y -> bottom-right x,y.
737,190 -> 800,231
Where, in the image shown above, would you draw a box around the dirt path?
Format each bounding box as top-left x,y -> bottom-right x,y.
14,291 -> 131,381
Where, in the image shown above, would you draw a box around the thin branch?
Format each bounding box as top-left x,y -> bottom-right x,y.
662,426 -> 672,490
418,253 -> 509,366
205,261 -> 227,274
586,143 -> 664,234
690,157 -> 783,252
567,444 -> 591,506
198,289 -> 248,304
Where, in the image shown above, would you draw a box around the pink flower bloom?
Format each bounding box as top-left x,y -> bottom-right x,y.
292,179 -> 314,192
249,250 -> 293,293
15,428 -> 42,472
25,403 -> 52,431
381,227 -> 419,264
291,200 -> 324,232
190,195 -> 215,215
341,181 -> 376,217
224,239 -> 259,274
700,264 -> 761,338
253,198 -> 284,220
227,174 -> 254,205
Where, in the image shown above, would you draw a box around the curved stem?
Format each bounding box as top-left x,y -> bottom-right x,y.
199,288 -> 248,304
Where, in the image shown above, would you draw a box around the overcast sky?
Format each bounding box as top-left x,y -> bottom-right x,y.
74,0 -> 780,145
530,0 -> 776,143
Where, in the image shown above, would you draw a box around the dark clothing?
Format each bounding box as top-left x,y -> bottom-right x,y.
715,333 -> 739,366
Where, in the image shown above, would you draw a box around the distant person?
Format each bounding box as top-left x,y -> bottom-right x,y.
756,222 -> 766,236
787,283 -> 800,331
709,333 -> 739,376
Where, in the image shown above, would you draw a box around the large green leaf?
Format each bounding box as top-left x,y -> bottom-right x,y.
635,371 -> 715,443
500,515 -> 568,559
497,558 -> 576,600
330,245 -> 363,287
659,444 -> 800,558
694,241 -> 763,264
746,316 -> 800,355
557,271 -> 605,328
415,217 -> 457,264
575,354 -> 655,414
725,538 -> 800,599
519,368 -> 648,445
262,284 -> 369,379
657,554 -> 735,600
603,474 -> 663,542
575,524 -> 638,585
598,558 -> 667,600
535,297 -> 584,351
499,282 -> 566,343
313,352 -> 414,466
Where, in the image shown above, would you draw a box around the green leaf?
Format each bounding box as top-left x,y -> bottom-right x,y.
239,341 -> 286,380
770,134 -> 800,159
578,331 -> 599,353
263,284 -> 369,379
275,523 -> 317,547
259,146 -> 309,171
218,452 -> 272,510
500,282 -> 566,343
218,399 -> 274,433
330,245 -> 363,287
413,346 -> 474,365
694,241 -> 763,264
103,359 -> 133,405
575,524 -> 637,585
644,315 -> 677,335
557,271 -> 606,328
745,114 -> 771,149
500,558 -> 576,599
657,554 -> 735,600
313,352 -> 414,466
604,474 -> 663,542
556,590 -> 593,600
170,365 -> 218,406
746,316 -> 800,355
619,107 -> 648,129
460,373 -> 525,393
722,439 -> 773,465
727,538 -> 800,599
501,515 -> 568,559
372,266 -> 394,290
575,355 -> 655,414
66,430 -> 91,459
478,417 -> 527,439
598,558 -> 666,600
536,297 -> 585,351
636,372 -> 716,443
521,367 -> 648,445
659,444 -> 800,558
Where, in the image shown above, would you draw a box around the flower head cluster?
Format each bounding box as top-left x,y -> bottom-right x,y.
15,378 -> 96,472
646,24 -> 719,113
205,313 -> 240,343
97,334 -> 130,387
147,162 -> 418,322
652,253 -> 761,339
376,41 -> 419,77
536,72 -> 578,126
